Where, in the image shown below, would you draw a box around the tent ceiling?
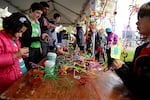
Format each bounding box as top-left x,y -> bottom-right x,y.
1,0 -> 90,26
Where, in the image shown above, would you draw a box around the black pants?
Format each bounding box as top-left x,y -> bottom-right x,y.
79,46 -> 84,51
48,46 -> 56,52
29,48 -> 42,64
106,48 -> 114,67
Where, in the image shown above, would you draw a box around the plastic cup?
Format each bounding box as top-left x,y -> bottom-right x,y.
44,60 -> 55,74
47,52 -> 57,64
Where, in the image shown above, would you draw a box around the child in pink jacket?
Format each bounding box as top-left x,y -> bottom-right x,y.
0,12 -> 29,94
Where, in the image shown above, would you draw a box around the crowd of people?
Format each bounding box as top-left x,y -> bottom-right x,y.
0,1 -> 150,99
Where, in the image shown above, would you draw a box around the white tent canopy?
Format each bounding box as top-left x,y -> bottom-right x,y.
0,0 -> 90,26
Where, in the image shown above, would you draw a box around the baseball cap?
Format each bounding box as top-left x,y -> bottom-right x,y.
105,28 -> 112,33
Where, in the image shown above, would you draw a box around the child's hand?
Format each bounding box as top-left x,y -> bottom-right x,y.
112,60 -> 124,69
42,33 -> 50,42
20,47 -> 29,58
14,47 -> 29,58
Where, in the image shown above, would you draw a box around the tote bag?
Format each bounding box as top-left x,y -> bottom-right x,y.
110,39 -> 122,59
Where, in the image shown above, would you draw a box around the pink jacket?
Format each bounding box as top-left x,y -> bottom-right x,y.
0,30 -> 22,94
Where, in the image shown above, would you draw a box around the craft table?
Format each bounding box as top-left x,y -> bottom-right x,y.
0,58 -> 132,100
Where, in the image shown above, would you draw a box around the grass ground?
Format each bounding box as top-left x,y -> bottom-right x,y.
120,50 -> 135,62
103,49 -> 135,68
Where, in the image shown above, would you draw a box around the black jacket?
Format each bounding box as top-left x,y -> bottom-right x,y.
19,18 -> 41,47
38,15 -> 49,34
115,42 -> 150,99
